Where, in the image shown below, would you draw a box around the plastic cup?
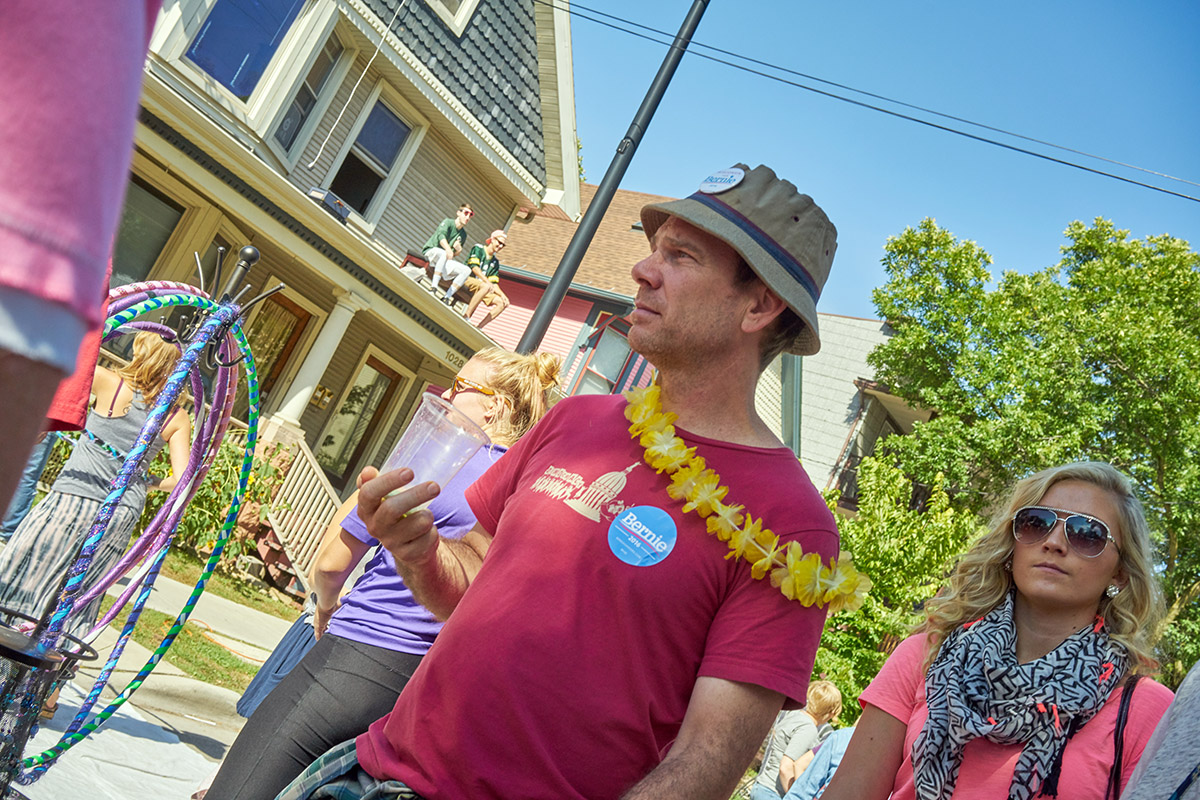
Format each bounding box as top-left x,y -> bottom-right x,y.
382,392 -> 490,504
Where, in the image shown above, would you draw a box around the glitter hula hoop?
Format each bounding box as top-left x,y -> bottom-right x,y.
14,278 -> 264,782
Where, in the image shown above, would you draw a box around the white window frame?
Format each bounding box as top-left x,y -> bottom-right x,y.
242,272 -> 329,417
122,160 -> 236,286
264,22 -> 356,169
313,344 -> 414,483
154,0 -> 337,138
321,80 -> 428,233
426,0 -> 484,37
569,313 -> 635,395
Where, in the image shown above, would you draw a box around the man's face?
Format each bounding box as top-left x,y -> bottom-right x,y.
455,207 -> 473,228
627,216 -> 755,368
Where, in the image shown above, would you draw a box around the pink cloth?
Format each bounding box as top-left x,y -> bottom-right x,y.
861,633 -> 1174,799
0,0 -> 160,329
357,394 -> 839,799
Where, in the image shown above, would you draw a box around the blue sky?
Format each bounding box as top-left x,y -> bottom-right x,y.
568,1 -> 1200,319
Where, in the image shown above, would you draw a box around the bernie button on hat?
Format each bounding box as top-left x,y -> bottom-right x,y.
639,164 -> 837,355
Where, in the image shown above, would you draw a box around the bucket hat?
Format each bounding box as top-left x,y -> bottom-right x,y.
639,164 -> 837,355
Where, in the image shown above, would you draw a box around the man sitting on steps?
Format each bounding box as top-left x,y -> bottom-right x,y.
463,230 -> 510,327
423,204 -> 471,302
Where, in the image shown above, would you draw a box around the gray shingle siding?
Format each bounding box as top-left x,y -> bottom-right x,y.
801,315 -> 891,489
362,0 -> 546,184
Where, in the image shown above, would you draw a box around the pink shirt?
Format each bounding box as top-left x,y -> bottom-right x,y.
861,633 -> 1174,800
357,394 -> 839,799
0,1 -> 159,328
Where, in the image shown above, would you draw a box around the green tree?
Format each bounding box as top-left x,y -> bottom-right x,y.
868,217 -> 1200,686
815,457 -> 981,720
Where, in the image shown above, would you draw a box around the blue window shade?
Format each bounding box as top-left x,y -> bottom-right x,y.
187,0 -> 306,101
355,104 -> 410,171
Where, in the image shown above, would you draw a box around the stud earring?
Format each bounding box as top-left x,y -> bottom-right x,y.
1105,584 -> 1121,598
1003,558 -> 1012,572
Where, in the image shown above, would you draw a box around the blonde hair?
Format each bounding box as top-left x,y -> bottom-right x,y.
473,347 -> 562,447
920,461 -> 1164,675
115,332 -> 181,406
806,680 -> 843,724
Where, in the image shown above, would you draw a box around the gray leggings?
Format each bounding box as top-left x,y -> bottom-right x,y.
207,633 -> 423,800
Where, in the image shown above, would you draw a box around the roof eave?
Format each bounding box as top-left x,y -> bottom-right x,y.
500,264 -> 634,311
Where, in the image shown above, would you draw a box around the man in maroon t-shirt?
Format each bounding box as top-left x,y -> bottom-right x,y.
278,164 -> 842,800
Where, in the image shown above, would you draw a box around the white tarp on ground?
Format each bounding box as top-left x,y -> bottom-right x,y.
17,681 -> 214,800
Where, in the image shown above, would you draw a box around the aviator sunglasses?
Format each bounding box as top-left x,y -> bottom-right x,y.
450,375 -> 494,396
1011,505 -> 1118,558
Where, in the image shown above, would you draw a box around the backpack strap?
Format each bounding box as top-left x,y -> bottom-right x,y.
1105,674 -> 1142,800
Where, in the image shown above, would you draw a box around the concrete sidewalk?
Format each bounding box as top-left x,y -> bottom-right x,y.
12,574 -> 299,799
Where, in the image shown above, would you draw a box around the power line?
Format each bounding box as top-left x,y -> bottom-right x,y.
559,0 -> 1200,192
542,0 -> 1200,204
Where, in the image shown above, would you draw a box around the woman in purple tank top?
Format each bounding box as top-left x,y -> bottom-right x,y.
204,347 -> 562,800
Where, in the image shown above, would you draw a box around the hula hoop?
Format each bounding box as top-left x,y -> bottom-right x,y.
16,283 -> 262,780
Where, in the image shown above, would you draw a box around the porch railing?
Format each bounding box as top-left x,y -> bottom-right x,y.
266,438 -> 342,586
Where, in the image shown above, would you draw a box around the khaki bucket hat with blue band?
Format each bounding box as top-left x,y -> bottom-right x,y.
639,164 -> 838,356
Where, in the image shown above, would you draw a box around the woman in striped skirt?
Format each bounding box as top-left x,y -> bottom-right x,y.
0,331 -> 191,650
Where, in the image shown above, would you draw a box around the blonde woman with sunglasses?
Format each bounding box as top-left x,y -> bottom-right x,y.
817,462 -> 1172,800
206,347 -> 560,800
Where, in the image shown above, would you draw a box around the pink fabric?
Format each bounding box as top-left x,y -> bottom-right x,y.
861,633 -> 1174,799
0,0 -> 160,328
357,394 -> 839,799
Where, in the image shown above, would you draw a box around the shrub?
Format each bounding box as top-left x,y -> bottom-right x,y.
138,430 -> 289,563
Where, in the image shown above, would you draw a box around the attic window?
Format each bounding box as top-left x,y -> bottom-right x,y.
329,99 -> 412,215
187,0 -> 306,101
425,0 -> 483,36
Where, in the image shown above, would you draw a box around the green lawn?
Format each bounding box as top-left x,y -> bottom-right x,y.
86,548 -> 298,695
160,547 -> 302,622
98,596 -> 261,694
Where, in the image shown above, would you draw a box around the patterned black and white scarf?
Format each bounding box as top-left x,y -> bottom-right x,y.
912,592 -> 1127,800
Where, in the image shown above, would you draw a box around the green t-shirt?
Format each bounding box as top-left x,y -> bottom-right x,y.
423,218 -> 466,252
467,244 -> 501,282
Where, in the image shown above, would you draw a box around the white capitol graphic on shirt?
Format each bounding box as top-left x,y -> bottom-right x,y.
531,462 -> 641,522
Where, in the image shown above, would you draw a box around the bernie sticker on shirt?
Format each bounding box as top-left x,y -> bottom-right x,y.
698,167 -> 745,194
608,505 -> 677,567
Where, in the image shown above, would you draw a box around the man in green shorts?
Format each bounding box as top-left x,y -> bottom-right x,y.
463,230 -> 509,327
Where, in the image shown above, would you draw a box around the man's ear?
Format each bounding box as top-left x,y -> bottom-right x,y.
741,285 -> 788,335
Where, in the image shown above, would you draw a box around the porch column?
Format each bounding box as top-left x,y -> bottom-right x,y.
273,289 -> 371,426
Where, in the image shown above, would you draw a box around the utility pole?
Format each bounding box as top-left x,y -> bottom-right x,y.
516,0 -> 711,353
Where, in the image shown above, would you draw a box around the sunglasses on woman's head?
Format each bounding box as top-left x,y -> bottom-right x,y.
451,375 -> 494,396
1011,505 -> 1118,558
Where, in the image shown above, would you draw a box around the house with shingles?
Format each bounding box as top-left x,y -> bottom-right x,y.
797,315 -> 932,510
481,183 -> 669,394
112,0 -> 580,584
489,184 -> 929,507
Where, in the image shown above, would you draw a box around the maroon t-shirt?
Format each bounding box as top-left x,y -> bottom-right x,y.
357,394 -> 839,799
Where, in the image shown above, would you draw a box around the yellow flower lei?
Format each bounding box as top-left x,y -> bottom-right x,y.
623,385 -> 871,612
